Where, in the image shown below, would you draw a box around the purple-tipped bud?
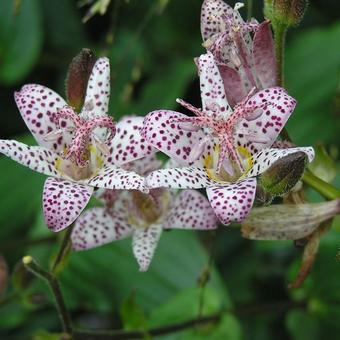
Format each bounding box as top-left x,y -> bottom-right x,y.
65,49 -> 97,112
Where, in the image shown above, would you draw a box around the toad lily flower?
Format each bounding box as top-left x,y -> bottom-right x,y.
142,52 -> 314,225
201,0 -> 276,106
0,58 -> 153,232
71,154 -> 218,271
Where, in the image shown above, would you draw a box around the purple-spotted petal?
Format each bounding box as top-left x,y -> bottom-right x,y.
246,147 -> 315,178
14,84 -> 68,152
82,57 -> 110,117
253,21 -> 277,88
107,116 -> 155,166
236,87 -> 297,153
146,167 -> 217,189
206,178 -> 257,225
218,64 -> 247,107
71,207 -> 133,250
132,224 -> 162,272
197,52 -> 232,118
142,110 -> 206,166
43,177 -> 93,232
201,0 -> 232,41
164,190 -> 218,230
0,139 -> 59,177
85,165 -> 147,192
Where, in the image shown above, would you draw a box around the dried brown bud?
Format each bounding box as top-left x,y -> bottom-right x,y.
242,200 -> 340,240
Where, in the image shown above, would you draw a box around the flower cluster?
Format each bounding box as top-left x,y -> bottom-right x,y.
0,0 -> 314,271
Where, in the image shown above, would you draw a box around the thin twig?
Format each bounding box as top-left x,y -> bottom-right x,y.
22,256 -> 73,335
73,300 -> 307,340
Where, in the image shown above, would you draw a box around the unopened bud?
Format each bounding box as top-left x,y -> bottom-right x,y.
241,199 -> 340,240
264,0 -> 308,27
258,151 -> 307,197
65,49 -> 97,112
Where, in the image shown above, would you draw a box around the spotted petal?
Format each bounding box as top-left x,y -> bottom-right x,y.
245,147 -> 315,179
132,224 -> 162,272
197,52 -> 232,118
82,57 -> 110,117
253,21 -> 276,89
43,177 -> 93,232
0,139 -> 59,177
164,190 -> 218,230
85,165 -> 147,192
142,110 -> 206,166
236,87 -> 297,153
201,0 -> 232,41
107,116 -> 155,167
206,178 -> 257,225
71,207 -> 133,250
14,84 -> 68,152
146,166 -> 217,189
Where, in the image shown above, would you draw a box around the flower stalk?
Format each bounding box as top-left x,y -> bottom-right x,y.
22,256 -> 73,336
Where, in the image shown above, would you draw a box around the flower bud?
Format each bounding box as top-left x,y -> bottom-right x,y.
65,48 -> 97,112
264,0 -> 308,27
241,200 -> 340,240
258,151 -> 308,197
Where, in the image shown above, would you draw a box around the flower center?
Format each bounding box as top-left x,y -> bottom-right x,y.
203,144 -> 253,183
45,106 -> 116,180
128,189 -> 169,228
175,91 -> 269,173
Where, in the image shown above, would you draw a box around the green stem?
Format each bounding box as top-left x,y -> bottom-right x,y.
22,256 -> 73,335
303,170 -> 340,200
51,226 -> 73,274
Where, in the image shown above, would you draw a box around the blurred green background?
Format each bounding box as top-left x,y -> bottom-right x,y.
0,0 -> 340,339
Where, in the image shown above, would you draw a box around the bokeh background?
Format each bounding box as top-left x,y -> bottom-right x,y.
0,0 -> 340,338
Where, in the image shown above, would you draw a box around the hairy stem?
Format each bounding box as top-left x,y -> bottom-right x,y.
22,256 -> 73,335
274,23 -> 287,87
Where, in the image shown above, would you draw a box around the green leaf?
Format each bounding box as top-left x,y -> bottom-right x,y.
0,135 -> 45,242
148,287 -> 221,328
61,231 -> 229,313
286,23 -> 340,145
0,0 -> 43,84
120,292 -> 147,331
286,310 -> 320,340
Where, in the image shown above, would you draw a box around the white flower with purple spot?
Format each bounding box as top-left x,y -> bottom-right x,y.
0,58 -> 154,232
201,0 -> 277,106
142,52 -> 314,225
71,155 -> 218,271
